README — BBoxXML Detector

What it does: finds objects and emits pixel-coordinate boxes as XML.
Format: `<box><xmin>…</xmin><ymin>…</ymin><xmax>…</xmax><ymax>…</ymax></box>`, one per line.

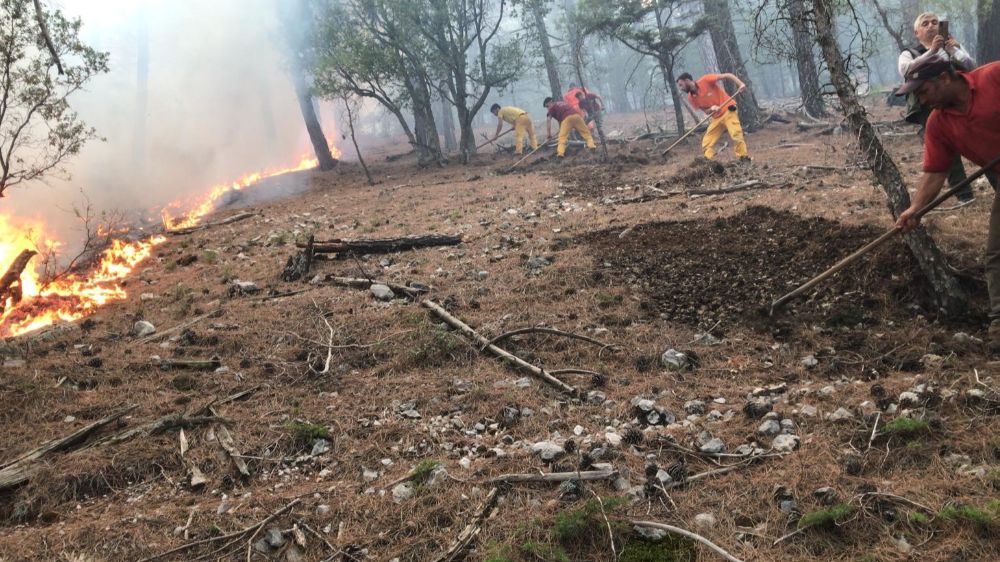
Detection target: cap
<box><xmin>896</xmin><ymin>57</ymin><xmax>952</xmax><ymax>95</ymax></box>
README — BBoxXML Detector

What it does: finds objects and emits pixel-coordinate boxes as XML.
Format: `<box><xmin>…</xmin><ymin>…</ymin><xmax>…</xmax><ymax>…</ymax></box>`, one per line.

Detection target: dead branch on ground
<box><xmin>431</xmin><ymin>487</ymin><xmax>503</xmax><ymax>562</ymax></box>
<box><xmin>322</xmin><ymin>275</ymin><xmax>429</xmax><ymax>300</ymax></box>
<box><xmin>136</xmin><ymin>308</ymin><xmax>224</xmax><ymax>344</ymax></box>
<box><xmin>488</xmin><ymin>468</ymin><xmax>616</xmax><ymax>484</ymax></box>
<box><xmin>485</xmin><ymin>326</ymin><xmax>619</xmax><ymax>352</ymax></box>
<box><xmin>687</xmin><ymin>180</ymin><xmax>771</xmax><ymax>197</ymax></box>
<box><xmin>630</xmin><ymin>520</ymin><xmax>744</xmax><ymax>562</ymax></box>
<box><xmin>167</xmin><ymin>212</ymin><xmax>256</xmax><ymax>235</ymax></box>
<box><xmin>303</xmin><ymin>234</ymin><xmax>462</xmax><ymax>254</ymax></box>
<box><xmin>216</xmin><ymin>424</ymin><xmax>251</xmax><ymax>477</ymax></box>
<box><xmin>422</xmin><ymin>299</ymin><xmax>577</xmax><ymax>395</ymax></box>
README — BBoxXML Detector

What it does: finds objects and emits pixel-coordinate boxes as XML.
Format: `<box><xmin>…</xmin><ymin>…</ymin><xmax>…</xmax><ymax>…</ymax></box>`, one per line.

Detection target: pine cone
<box><xmin>666</xmin><ymin>457</ymin><xmax>687</xmax><ymax>483</ymax></box>
<box><xmin>623</xmin><ymin>428</ymin><xmax>644</xmax><ymax>445</ymax></box>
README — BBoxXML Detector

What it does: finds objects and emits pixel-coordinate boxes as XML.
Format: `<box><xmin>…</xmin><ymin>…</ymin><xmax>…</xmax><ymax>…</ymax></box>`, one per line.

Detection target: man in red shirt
<box><xmin>676</xmin><ymin>72</ymin><xmax>749</xmax><ymax>161</ymax></box>
<box><xmin>575</xmin><ymin>90</ymin><xmax>604</xmax><ymax>129</ymax></box>
<box><xmin>895</xmin><ymin>58</ymin><xmax>1000</xmax><ymax>346</ymax></box>
<box><xmin>543</xmin><ymin>97</ymin><xmax>596</xmax><ymax>157</ymax></box>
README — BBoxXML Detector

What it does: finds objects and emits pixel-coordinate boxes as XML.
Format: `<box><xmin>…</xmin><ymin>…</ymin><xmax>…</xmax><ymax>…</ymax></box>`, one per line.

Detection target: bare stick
<box><xmin>866</xmin><ymin>412</ymin><xmax>881</xmax><ymax>451</ymax></box>
<box><xmin>590</xmin><ymin>490</ymin><xmax>616</xmax><ymax>560</ymax></box>
<box><xmin>431</xmin><ymin>487</ymin><xmax>503</xmax><ymax>562</ymax></box>
<box><xmin>322</xmin><ymin>275</ymin><xmax>428</xmax><ymax>300</ymax></box>
<box><xmin>485</xmin><ymin>326</ymin><xmax>618</xmax><ymax>351</ymax></box>
<box><xmin>630</xmin><ymin>520</ymin><xmax>744</xmax><ymax>562</ymax></box>
<box><xmin>303</xmin><ymin>234</ymin><xmax>461</xmax><ymax>254</ymax></box>
<box><xmin>687</xmin><ymin>180</ymin><xmax>769</xmax><ymax>197</ymax></box>
<box><xmin>476</xmin><ymin>128</ymin><xmax>513</xmax><ymax>149</ymax></box>
<box><xmin>488</xmin><ymin>468</ymin><xmax>616</xmax><ymax>484</ymax></box>
<box><xmin>772</xmin><ymin>153</ymin><xmax>1000</xmax><ymax>312</ymax></box>
<box><xmin>136</xmin><ymin>308</ymin><xmax>222</xmax><ymax>344</ymax></box>
<box><xmin>548</xmin><ymin>368</ymin><xmax>603</xmax><ymax>377</ymax></box>
<box><xmin>167</xmin><ymin>212</ymin><xmax>256</xmax><ymax>235</ymax></box>
<box><xmin>422</xmin><ymin>300</ymin><xmax>577</xmax><ymax>395</ymax></box>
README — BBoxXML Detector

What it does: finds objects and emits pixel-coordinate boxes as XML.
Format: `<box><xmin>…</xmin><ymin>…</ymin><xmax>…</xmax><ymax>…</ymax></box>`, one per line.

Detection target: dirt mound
<box><xmin>660</xmin><ymin>156</ymin><xmax>726</xmax><ymax>186</ymax></box>
<box><xmin>583</xmin><ymin>206</ymin><xmax>936</xmax><ymax>328</ymax></box>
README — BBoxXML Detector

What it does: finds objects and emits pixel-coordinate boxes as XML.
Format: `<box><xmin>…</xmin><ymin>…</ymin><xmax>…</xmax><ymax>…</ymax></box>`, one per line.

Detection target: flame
<box><xmin>0</xmin><ymin>144</ymin><xmax>339</xmax><ymax>338</ymax></box>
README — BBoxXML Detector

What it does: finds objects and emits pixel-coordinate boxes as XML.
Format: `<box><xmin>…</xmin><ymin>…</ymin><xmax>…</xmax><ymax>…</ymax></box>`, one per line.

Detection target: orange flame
<box><xmin>0</xmin><ymin>145</ymin><xmax>338</xmax><ymax>338</ymax></box>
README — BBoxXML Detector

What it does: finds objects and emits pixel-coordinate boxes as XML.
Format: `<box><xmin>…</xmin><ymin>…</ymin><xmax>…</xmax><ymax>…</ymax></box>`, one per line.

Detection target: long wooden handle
<box><xmin>660</xmin><ymin>92</ymin><xmax>739</xmax><ymax>156</ymax></box>
<box><xmin>505</xmin><ymin>140</ymin><xmax>554</xmax><ymax>171</ymax></box>
<box><xmin>476</xmin><ymin>127</ymin><xmax>514</xmax><ymax>149</ymax></box>
<box><xmin>771</xmin><ymin>153</ymin><xmax>1000</xmax><ymax>312</ymax></box>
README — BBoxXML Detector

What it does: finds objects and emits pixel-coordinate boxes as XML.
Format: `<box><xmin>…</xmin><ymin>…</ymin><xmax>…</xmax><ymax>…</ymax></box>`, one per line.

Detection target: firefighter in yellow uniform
<box><xmin>490</xmin><ymin>104</ymin><xmax>538</xmax><ymax>155</ymax></box>
<box><xmin>543</xmin><ymin>97</ymin><xmax>596</xmax><ymax>157</ymax></box>
<box><xmin>675</xmin><ymin>72</ymin><xmax>750</xmax><ymax>162</ymax></box>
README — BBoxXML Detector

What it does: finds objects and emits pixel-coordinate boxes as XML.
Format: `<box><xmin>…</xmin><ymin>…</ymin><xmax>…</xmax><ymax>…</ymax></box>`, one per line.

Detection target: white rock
<box><xmin>800</xmin><ymin>405</ymin><xmax>818</xmax><ymax>417</ymax></box>
<box><xmin>757</xmin><ymin>420</ymin><xmax>781</xmax><ymax>436</ymax></box>
<box><xmin>459</xmin><ymin>457</ymin><xmax>472</xmax><ymax>470</ymax></box>
<box><xmin>801</xmin><ymin>355</ymin><xmax>819</xmax><ymax>368</ymax></box>
<box><xmin>392</xmin><ymin>482</ymin><xmax>414</xmax><ymax>503</ymax></box>
<box><xmin>605</xmin><ymin>432</ymin><xmax>622</xmax><ymax>447</ymax></box>
<box><xmin>699</xmin><ymin>438</ymin><xmax>725</xmax><ymax>454</ymax></box>
<box><xmin>370</xmin><ymin>284</ymin><xmax>395</xmax><ymax>301</ymax></box>
<box><xmin>133</xmin><ymin>320</ymin><xmax>156</xmax><ymax>337</ymax></box>
<box><xmin>530</xmin><ymin>441</ymin><xmax>564</xmax><ymax>461</ymax></box>
<box><xmin>693</xmin><ymin>513</ymin><xmax>717</xmax><ymax>530</ymax></box>
<box><xmin>660</xmin><ymin>349</ymin><xmax>690</xmax><ymax>371</ymax></box>
<box><xmin>772</xmin><ymin>434</ymin><xmax>800</xmax><ymax>453</ymax></box>
<box><xmin>827</xmin><ymin>407</ymin><xmax>854</xmax><ymax>422</ymax></box>
<box><xmin>573</xmin><ymin>425</ymin><xmax>585</xmax><ymax>436</ymax></box>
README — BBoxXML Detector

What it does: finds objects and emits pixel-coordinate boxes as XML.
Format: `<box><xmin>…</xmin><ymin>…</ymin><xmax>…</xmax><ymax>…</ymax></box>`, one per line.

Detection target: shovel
<box><xmin>660</xmin><ymin>92</ymin><xmax>739</xmax><ymax>157</ymax></box>
<box><xmin>504</xmin><ymin>140</ymin><xmax>555</xmax><ymax>173</ymax></box>
<box><xmin>770</xmin><ymin>153</ymin><xmax>1000</xmax><ymax>313</ymax></box>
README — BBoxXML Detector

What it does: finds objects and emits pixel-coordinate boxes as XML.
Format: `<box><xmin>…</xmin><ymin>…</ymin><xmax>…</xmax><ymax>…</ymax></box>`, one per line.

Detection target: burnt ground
<box><xmin>1</xmin><ymin>101</ymin><xmax>999</xmax><ymax>562</ymax></box>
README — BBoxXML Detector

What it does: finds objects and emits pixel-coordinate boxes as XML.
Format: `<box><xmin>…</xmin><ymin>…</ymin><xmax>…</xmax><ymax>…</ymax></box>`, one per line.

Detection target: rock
<box><xmin>311</xmin><ymin>439</ymin><xmax>331</xmax><ymax>456</ymax></box>
<box><xmin>285</xmin><ymin>545</ymin><xmax>305</xmax><ymax>562</ymax></box>
<box><xmin>780</xmin><ymin>419</ymin><xmax>797</xmax><ymax>433</ymax></box>
<box><xmin>133</xmin><ymin>320</ymin><xmax>156</xmax><ymax>337</ymax></box>
<box><xmin>515</xmin><ymin>377</ymin><xmax>532</xmax><ymax>388</ymax></box>
<box><xmin>772</xmin><ymin>434</ymin><xmax>800</xmax><ymax>453</ymax></box>
<box><xmin>316</xmin><ymin>504</ymin><xmax>331</xmax><ymax>515</ymax></box>
<box><xmin>401</xmin><ymin>409</ymin><xmax>421</xmax><ymax>419</ymax></box>
<box><xmin>898</xmin><ymin>391</ymin><xmax>920</xmax><ymax>407</ymax></box>
<box><xmin>531</xmin><ymin>441</ymin><xmax>565</xmax><ymax>461</ymax></box>
<box><xmin>500</xmin><ymin>406</ymin><xmax>521</xmax><ymax>427</ymax></box>
<box><xmin>573</xmin><ymin>425</ymin><xmax>585</xmax><ymax>436</ymax></box>
<box><xmin>813</xmin><ymin>487</ymin><xmax>838</xmax><ymax>505</ymax></box>
<box><xmin>362</xmin><ymin>468</ymin><xmax>380</xmax><ymax>482</ymax></box>
<box><xmin>229</xmin><ymin>280</ymin><xmax>260</xmax><ymax>297</ymax></box>
<box><xmin>827</xmin><ymin>407</ymin><xmax>854</xmax><ymax>422</ymax></box>
<box><xmin>799</xmin><ymin>405</ymin><xmax>817</xmax><ymax>417</ymax></box>
<box><xmin>63</xmin><ymin>415</ymin><xmax>76</xmax><ymax>423</ymax></box>
<box><xmin>634</xmin><ymin>524</ymin><xmax>667</xmax><ymax>541</ymax></box>
<box><xmin>801</xmin><ymin>355</ymin><xmax>819</xmax><ymax>368</ymax></box>
<box><xmin>526</xmin><ymin>256</ymin><xmax>552</xmax><ymax>269</ymax></box>
<box><xmin>699</xmin><ymin>438</ymin><xmax>725</xmax><ymax>454</ymax></box>
<box><xmin>693</xmin><ymin>513</ymin><xmax>717</xmax><ymax>530</ymax></box>
<box><xmin>692</xmin><ymin>332</ymin><xmax>722</xmax><ymax>346</ymax></box>
<box><xmin>758</xmin><ymin>420</ymin><xmax>781</xmax><ymax>436</ymax></box>
<box><xmin>392</xmin><ymin>482</ymin><xmax>414</xmax><ymax>503</ymax></box>
<box><xmin>459</xmin><ymin>457</ymin><xmax>472</xmax><ymax>469</ymax></box>
<box><xmin>660</xmin><ymin>349</ymin><xmax>691</xmax><ymax>371</ymax></box>
<box><xmin>706</xmin><ymin>410</ymin><xmax>723</xmax><ymax>422</ymax></box>
<box><xmin>605</xmin><ymin>432</ymin><xmax>622</xmax><ymax>447</ymax></box>
<box><xmin>920</xmin><ymin>353</ymin><xmax>944</xmax><ymax>369</ymax></box>
<box><xmin>818</xmin><ymin>386</ymin><xmax>836</xmax><ymax>398</ymax></box>
<box><xmin>370</xmin><ymin>284</ymin><xmax>395</xmax><ymax>301</ymax></box>
<box><xmin>743</xmin><ymin>398</ymin><xmax>772</xmax><ymax>419</ymax></box>
<box><xmin>475</xmin><ymin>271</ymin><xmax>489</xmax><ymax>281</ymax></box>
<box><xmin>953</xmin><ymin>332</ymin><xmax>983</xmax><ymax>344</ymax></box>
<box><xmin>587</xmin><ymin>390</ymin><xmax>607</xmax><ymax>405</ymax></box>
<box><xmin>264</xmin><ymin>528</ymin><xmax>285</xmax><ymax>548</ymax></box>
<box><xmin>752</xmin><ymin>383</ymin><xmax>788</xmax><ymax>397</ymax></box>
<box><xmin>684</xmin><ymin>400</ymin><xmax>706</xmax><ymax>415</ymax></box>
<box><xmin>632</xmin><ymin>398</ymin><xmax>656</xmax><ymax>412</ymax></box>
<box><xmin>254</xmin><ymin>538</ymin><xmax>272</xmax><ymax>554</ymax></box>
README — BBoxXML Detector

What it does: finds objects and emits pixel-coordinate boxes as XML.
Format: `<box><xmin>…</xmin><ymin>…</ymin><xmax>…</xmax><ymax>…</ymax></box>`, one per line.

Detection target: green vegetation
<box><xmin>553</xmin><ymin>496</ymin><xmax>630</xmax><ymax>542</ymax></box>
<box><xmin>201</xmin><ymin>250</ymin><xmax>219</xmax><ymax>264</ymax></box>
<box><xmin>884</xmin><ymin>417</ymin><xmax>931</xmax><ymax>436</ymax></box>
<box><xmin>410</xmin><ymin>459</ymin><xmax>442</xmax><ymax>485</ymax></box>
<box><xmin>595</xmin><ymin>292</ymin><xmax>624</xmax><ymax>308</ymax></box>
<box><xmin>938</xmin><ymin>501</ymin><xmax>1000</xmax><ymax>527</ymax></box>
<box><xmin>285</xmin><ymin>420</ymin><xmax>330</xmax><ymax>446</ymax></box>
<box><xmin>519</xmin><ymin>541</ymin><xmax>570</xmax><ymax>562</ymax></box>
<box><xmin>619</xmin><ymin>536</ymin><xmax>697</xmax><ymax>562</ymax></box>
<box><xmin>906</xmin><ymin>511</ymin><xmax>931</xmax><ymax>525</ymax></box>
<box><xmin>797</xmin><ymin>503</ymin><xmax>855</xmax><ymax>529</ymax></box>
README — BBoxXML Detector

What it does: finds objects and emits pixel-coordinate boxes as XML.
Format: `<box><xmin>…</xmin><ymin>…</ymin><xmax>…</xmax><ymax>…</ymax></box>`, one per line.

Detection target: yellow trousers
<box><xmin>702</xmin><ymin>109</ymin><xmax>748</xmax><ymax>159</ymax></box>
<box><xmin>513</xmin><ymin>114</ymin><xmax>538</xmax><ymax>155</ymax></box>
<box><xmin>557</xmin><ymin>114</ymin><xmax>596</xmax><ymax>157</ymax></box>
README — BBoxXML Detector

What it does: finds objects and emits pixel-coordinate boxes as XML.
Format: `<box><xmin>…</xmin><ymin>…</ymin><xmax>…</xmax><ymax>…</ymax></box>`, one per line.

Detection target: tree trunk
<box><xmin>439</xmin><ymin>84</ymin><xmax>458</xmax><ymax>152</ymax></box>
<box><xmin>978</xmin><ymin>0</ymin><xmax>1000</xmax><ymax>63</ymax></box>
<box><xmin>529</xmin><ymin>0</ymin><xmax>562</xmax><ymax>99</ymax></box>
<box><xmin>608</xmin><ymin>43</ymin><xmax>633</xmax><ymax>112</ymax></box>
<box><xmin>405</xmin><ymin>74</ymin><xmax>444</xmax><ymax>166</ymax></box>
<box><xmin>787</xmin><ymin>0</ymin><xmax>826</xmax><ymax>117</ymax></box>
<box><xmin>659</xmin><ymin>59</ymin><xmax>686</xmax><ymax>136</ymax></box>
<box><xmin>812</xmin><ymin>0</ymin><xmax>966</xmax><ymax>314</ymax></box>
<box><xmin>292</xmin><ymin>69</ymin><xmax>338</xmax><ymax>171</ymax></box>
<box><xmin>702</xmin><ymin>0</ymin><xmax>763</xmax><ymax>131</ymax></box>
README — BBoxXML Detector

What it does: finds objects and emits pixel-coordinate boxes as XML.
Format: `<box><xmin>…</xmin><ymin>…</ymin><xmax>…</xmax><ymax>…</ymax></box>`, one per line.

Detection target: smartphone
<box><xmin>940</xmin><ymin>20</ymin><xmax>950</xmax><ymax>39</ymax></box>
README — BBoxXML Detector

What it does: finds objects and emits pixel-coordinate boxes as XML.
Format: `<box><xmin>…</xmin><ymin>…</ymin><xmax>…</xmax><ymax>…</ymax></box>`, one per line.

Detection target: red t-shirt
<box><xmin>688</xmin><ymin>74</ymin><xmax>736</xmax><ymax>118</ymax></box>
<box><xmin>547</xmin><ymin>101</ymin><xmax>582</xmax><ymax>122</ymax></box>
<box><xmin>563</xmin><ymin>87</ymin><xmax>584</xmax><ymax>110</ymax></box>
<box><xmin>924</xmin><ymin>62</ymin><xmax>1000</xmax><ymax>173</ymax></box>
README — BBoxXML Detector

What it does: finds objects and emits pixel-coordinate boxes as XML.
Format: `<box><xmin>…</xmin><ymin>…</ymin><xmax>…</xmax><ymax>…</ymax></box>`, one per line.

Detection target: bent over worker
<box><xmin>543</xmin><ymin>97</ymin><xmax>596</xmax><ymax>157</ymax></box>
<box><xmin>894</xmin><ymin>58</ymin><xmax>1000</xmax><ymax>349</ymax></box>
<box><xmin>676</xmin><ymin>72</ymin><xmax>749</xmax><ymax>161</ymax></box>
<box><xmin>490</xmin><ymin>104</ymin><xmax>538</xmax><ymax>156</ymax></box>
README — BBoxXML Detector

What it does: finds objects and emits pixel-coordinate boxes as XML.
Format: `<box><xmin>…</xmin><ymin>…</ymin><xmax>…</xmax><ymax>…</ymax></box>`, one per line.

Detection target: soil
<box><xmin>1</xmin><ymin>100</ymin><xmax>998</xmax><ymax>562</ymax></box>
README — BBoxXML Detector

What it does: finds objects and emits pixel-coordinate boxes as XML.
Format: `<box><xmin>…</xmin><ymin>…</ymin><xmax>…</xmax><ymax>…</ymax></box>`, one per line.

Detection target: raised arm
<box><xmin>718</xmin><ymin>73</ymin><xmax>746</xmax><ymax>92</ymax></box>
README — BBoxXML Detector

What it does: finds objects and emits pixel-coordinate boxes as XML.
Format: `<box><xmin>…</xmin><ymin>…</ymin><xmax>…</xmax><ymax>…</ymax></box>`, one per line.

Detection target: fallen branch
<box><xmin>0</xmin><ymin>404</ymin><xmax>137</xmax><ymax>491</ymax></box>
<box><xmin>154</xmin><ymin>357</ymin><xmax>222</xmax><ymax>371</ymax></box>
<box><xmin>136</xmin><ymin>308</ymin><xmax>223</xmax><ymax>344</ymax></box>
<box><xmin>422</xmin><ymin>299</ymin><xmax>577</xmax><ymax>395</ymax></box>
<box><xmin>216</xmin><ymin>424</ymin><xmax>251</xmax><ymax>477</ymax></box>
<box><xmin>602</xmin><ymin>190</ymin><xmax>683</xmax><ymax>205</ymax></box>
<box><xmin>167</xmin><ymin>212</ymin><xmax>256</xmax><ymax>235</ymax></box>
<box><xmin>485</xmin><ymin>326</ymin><xmax>618</xmax><ymax>352</ymax></box>
<box><xmin>139</xmin><ymin>498</ymin><xmax>301</xmax><ymax>562</ymax></box>
<box><xmin>489</xmin><ymin>468</ymin><xmax>616</xmax><ymax>484</ymax></box>
<box><xmin>687</xmin><ymin>180</ymin><xmax>768</xmax><ymax>197</ymax></box>
<box><xmin>632</xmin><ymin>520</ymin><xmax>743</xmax><ymax>562</ymax></box>
<box><xmin>431</xmin><ymin>487</ymin><xmax>503</xmax><ymax>562</ymax></box>
<box><xmin>322</xmin><ymin>275</ymin><xmax>428</xmax><ymax>300</ymax></box>
<box><xmin>303</xmin><ymin>234</ymin><xmax>462</xmax><ymax>254</ymax></box>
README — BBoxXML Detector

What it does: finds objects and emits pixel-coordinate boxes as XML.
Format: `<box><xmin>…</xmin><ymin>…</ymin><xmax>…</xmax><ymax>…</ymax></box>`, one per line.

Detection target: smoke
<box><xmin>5</xmin><ymin>0</ymin><xmax>331</xmax><ymax>244</ymax></box>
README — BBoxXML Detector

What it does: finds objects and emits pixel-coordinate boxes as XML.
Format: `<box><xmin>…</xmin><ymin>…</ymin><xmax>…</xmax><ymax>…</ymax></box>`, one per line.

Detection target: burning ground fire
<box><xmin>0</xmin><ymin>150</ymin><xmax>333</xmax><ymax>338</ymax></box>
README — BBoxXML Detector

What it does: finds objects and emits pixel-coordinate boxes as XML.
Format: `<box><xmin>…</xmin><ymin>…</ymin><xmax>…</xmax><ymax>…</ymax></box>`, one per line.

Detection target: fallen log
<box><xmin>687</xmin><ymin>180</ymin><xmax>770</xmax><ymax>197</ymax></box>
<box><xmin>0</xmin><ymin>404</ymin><xmax>137</xmax><ymax>491</ymax></box>
<box><xmin>422</xmin><ymin>299</ymin><xmax>577</xmax><ymax>395</ymax></box>
<box><xmin>167</xmin><ymin>211</ymin><xmax>256</xmax><ymax>235</ymax></box>
<box><xmin>303</xmin><ymin>234</ymin><xmax>462</xmax><ymax>254</ymax></box>
<box><xmin>0</xmin><ymin>249</ymin><xmax>37</xmax><ymax>314</ymax></box>
<box><xmin>154</xmin><ymin>356</ymin><xmax>222</xmax><ymax>371</ymax></box>
<box><xmin>489</xmin><ymin>468</ymin><xmax>616</xmax><ymax>484</ymax></box>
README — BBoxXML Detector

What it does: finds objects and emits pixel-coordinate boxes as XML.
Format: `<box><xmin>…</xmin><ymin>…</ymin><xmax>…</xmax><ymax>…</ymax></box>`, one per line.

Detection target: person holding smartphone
<box><xmin>898</xmin><ymin>12</ymin><xmax>977</xmax><ymax>204</ymax></box>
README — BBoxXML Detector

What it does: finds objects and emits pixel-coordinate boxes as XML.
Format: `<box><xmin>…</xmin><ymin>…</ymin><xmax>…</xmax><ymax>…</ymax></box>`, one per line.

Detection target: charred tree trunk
<box><xmin>0</xmin><ymin>249</ymin><xmax>36</xmax><ymax>314</ymax></box>
<box><xmin>812</xmin><ymin>0</ymin><xmax>966</xmax><ymax>314</ymax></box>
<box><xmin>292</xmin><ymin>69</ymin><xmax>338</xmax><ymax>171</ymax></box>
<box><xmin>528</xmin><ymin>0</ymin><xmax>562</xmax><ymax>99</ymax></box>
<box><xmin>978</xmin><ymin>0</ymin><xmax>1000</xmax><ymax>63</ymax></box>
<box><xmin>702</xmin><ymin>0</ymin><xmax>763</xmax><ymax>131</ymax></box>
<box><xmin>787</xmin><ymin>0</ymin><xmax>826</xmax><ymax>117</ymax></box>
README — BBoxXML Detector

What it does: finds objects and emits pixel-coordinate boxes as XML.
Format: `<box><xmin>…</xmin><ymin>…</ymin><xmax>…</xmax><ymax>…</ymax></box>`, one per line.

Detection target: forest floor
<box><xmin>1</xmin><ymin>99</ymin><xmax>999</xmax><ymax>562</ymax></box>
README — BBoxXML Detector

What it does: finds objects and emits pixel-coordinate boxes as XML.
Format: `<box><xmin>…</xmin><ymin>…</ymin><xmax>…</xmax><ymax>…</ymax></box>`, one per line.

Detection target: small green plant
<box><xmin>554</xmin><ymin>496</ymin><xmax>630</xmax><ymax>542</ymax></box>
<box><xmin>201</xmin><ymin>250</ymin><xmax>218</xmax><ymax>264</ymax></box>
<box><xmin>164</xmin><ymin>261</ymin><xmax>177</xmax><ymax>272</ymax></box>
<box><xmin>410</xmin><ymin>459</ymin><xmax>442</xmax><ymax>484</ymax></box>
<box><xmin>519</xmin><ymin>541</ymin><xmax>570</xmax><ymax>562</ymax></box>
<box><xmin>938</xmin><ymin>503</ymin><xmax>998</xmax><ymax>527</ymax></box>
<box><xmin>448</xmin><ymin>210</ymin><xmax>463</xmax><ymax>221</ymax></box>
<box><xmin>907</xmin><ymin>511</ymin><xmax>930</xmax><ymax>525</ymax></box>
<box><xmin>884</xmin><ymin>417</ymin><xmax>931</xmax><ymax>436</ymax></box>
<box><xmin>797</xmin><ymin>503</ymin><xmax>855</xmax><ymax>529</ymax></box>
<box><xmin>285</xmin><ymin>420</ymin><xmax>329</xmax><ymax>446</ymax></box>
<box><xmin>595</xmin><ymin>292</ymin><xmax>623</xmax><ymax>308</ymax></box>
<box><xmin>620</xmin><ymin>536</ymin><xmax>697</xmax><ymax>562</ymax></box>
